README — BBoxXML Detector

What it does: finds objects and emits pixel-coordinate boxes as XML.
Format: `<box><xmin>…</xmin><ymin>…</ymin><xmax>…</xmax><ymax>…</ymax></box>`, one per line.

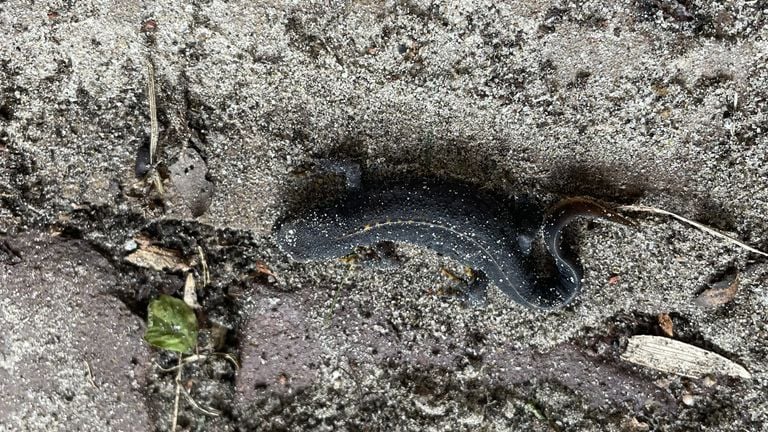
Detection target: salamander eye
<box><xmin>517</xmin><ymin>234</ymin><xmax>534</xmax><ymax>255</ymax></box>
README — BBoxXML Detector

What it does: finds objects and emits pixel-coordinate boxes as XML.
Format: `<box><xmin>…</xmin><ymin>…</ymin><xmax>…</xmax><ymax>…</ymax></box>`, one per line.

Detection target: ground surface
<box><xmin>1</xmin><ymin>0</ymin><xmax>767</xmax><ymax>431</ymax></box>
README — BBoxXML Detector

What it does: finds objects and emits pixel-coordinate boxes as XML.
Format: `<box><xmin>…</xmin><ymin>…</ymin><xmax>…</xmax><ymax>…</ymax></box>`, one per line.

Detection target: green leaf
<box><xmin>144</xmin><ymin>295</ymin><xmax>198</xmax><ymax>353</ymax></box>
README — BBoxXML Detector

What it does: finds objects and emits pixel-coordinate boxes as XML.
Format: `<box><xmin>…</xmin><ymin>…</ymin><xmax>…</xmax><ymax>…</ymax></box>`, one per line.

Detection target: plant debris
<box><xmin>695</xmin><ymin>273</ymin><xmax>740</xmax><ymax>309</ymax></box>
<box><xmin>144</xmin><ymin>295</ymin><xmax>199</xmax><ymax>354</ymax></box>
<box><xmin>147</xmin><ymin>62</ymin><xmax>158</xmax><ymax>166</ymax></box>
<box><xmin>125</xmin><ymin>235</ymin><xmax>190</xmax><ymax>272</ymax></box>
<box><xmin>125</xmin><ymin>243</ymin><xmax>189</xmax><ymax>272</ymax></box>
<box><xmin>657</xmin><ymin>313</ymin><xmax>674</xmax><ymax>337</ymax></box>
<box><xmin>621</xmin><ymin>335</ymin><xmax>751</xmax><ymax>379</ymax></box>
<box><xmin>183</xmin><ymin>273</ymin><xmax>201</xmax><ymax>309</ymax></box>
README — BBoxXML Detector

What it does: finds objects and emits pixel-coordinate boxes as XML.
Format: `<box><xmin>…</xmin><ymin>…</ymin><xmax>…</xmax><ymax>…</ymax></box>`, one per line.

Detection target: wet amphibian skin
<box><xmin>274</xmin><ymin>178</ymin><xmax>630</xmax><ymax>310</ymax></box>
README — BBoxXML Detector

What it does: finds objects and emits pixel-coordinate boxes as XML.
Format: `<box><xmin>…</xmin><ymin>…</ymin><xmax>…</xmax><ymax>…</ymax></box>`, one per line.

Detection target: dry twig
<box><xmin>147</xmin><ymin>62</ymin><xmax>158</xmax><ymax>165</ymax></box>
<box><xmin>619</xmin><ymin>204</ymin><xmax>768</xmax><ymax>257</ymax></box>
<box><xmin>171</xmin><ymin>355</ymin><xmax>182</xmax><ymax>432</ymax></box>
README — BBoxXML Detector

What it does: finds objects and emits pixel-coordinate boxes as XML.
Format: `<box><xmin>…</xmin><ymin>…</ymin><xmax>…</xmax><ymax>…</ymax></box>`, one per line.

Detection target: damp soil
<box><xmin>2</xmin><ymin>0</ymin><xmax>768</xmax><ymax>431</ymax></box>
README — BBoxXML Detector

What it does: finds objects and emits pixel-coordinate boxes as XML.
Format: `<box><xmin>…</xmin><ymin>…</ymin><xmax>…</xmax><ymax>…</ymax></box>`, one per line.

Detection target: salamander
<box><xmin>274</xmin><ymin>177</ymin><xmax>630</xmax><ymax>310</ymax></box>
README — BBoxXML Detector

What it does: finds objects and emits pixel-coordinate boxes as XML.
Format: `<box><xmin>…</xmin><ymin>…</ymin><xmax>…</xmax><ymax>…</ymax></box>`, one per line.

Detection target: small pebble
<box><xmin>123</xmin><ymin>239</ymin><xmax>138</xmax><ymax>252</ymax></box>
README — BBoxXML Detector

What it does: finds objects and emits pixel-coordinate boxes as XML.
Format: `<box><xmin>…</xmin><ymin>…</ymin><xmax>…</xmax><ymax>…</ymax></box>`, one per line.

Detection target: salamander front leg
<box><xmin>440</xmin><ymin>266</ymin><xmax>488</xmax><ymax>306</ymax></box>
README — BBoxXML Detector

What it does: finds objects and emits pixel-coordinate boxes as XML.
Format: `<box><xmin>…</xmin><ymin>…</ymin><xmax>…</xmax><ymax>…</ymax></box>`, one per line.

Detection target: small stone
<box><xmin>625</xmin><ymin>417</ymin><xmax>650</xmax><ymax>432</ymax></box>
<box><xmin>123</xmin><ymin>239</ymin><xmax>138</xmax><ymax>251</ymax></box>
<box><xmin>702</xmin><ymin>376</ymin><xmax>717</xmax><ymax>388</ymax></box>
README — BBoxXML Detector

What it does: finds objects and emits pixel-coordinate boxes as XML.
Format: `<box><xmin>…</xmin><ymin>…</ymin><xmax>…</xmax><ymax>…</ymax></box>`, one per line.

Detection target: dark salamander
<box><xmin>274</xmin><ymin>180</ymin><xmax>629</xmax><ymax>310</ymax></box>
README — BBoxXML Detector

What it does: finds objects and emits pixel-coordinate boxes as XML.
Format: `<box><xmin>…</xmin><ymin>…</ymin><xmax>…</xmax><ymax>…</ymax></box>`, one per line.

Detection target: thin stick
<box><xmin>198</xmin><ymin>246</ymin><xmax>210</xmax><ymax>286</ymax></box>
<box><xmin>218</xmin><ymin>352</ymin><xmax>240</xmax><ymax>369</ymax></box>
<box><xmin>171</xmin><ymin>355</ymin><xmax>182</xmax><ymax>432</ymax></box>
<box><xmin>180</xmin><ymin>385</ymin><xmax>221</xmax><ymax>417</ymax></box>
<box><xmin>147</xmin><ymin>62</ymin><xmax>158</xmax><ymax>165</ymax></box>
<box><xmin>83</xmin><ymin>360</ymin><xmax>98</xmax><ymax>388</ymax></box>
<box><xmin>152</xmin><ymin>174</ymin><xmax>164</xmax><ymax>194</ymax></box>
<box><xmin>619</xmin><ymin>204</ymin><xmax>768</xmax><ymax>257</ymax></box>
<box><xmin>155</xmin><ymin>352</ymin><xmax>239</xmax><ymax>372</ymax></box>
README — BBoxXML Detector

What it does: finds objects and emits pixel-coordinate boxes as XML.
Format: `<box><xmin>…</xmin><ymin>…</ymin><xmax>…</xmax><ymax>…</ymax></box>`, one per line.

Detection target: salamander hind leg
<box><xmin>344</xmin><ymin>241</ymin><xmax>402</xmax><ymax>269</ymax></box>
<box><xmin>440</xmin><ymin>266</ymin><xmax>488</xmax><ymax>306</ymax></box>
